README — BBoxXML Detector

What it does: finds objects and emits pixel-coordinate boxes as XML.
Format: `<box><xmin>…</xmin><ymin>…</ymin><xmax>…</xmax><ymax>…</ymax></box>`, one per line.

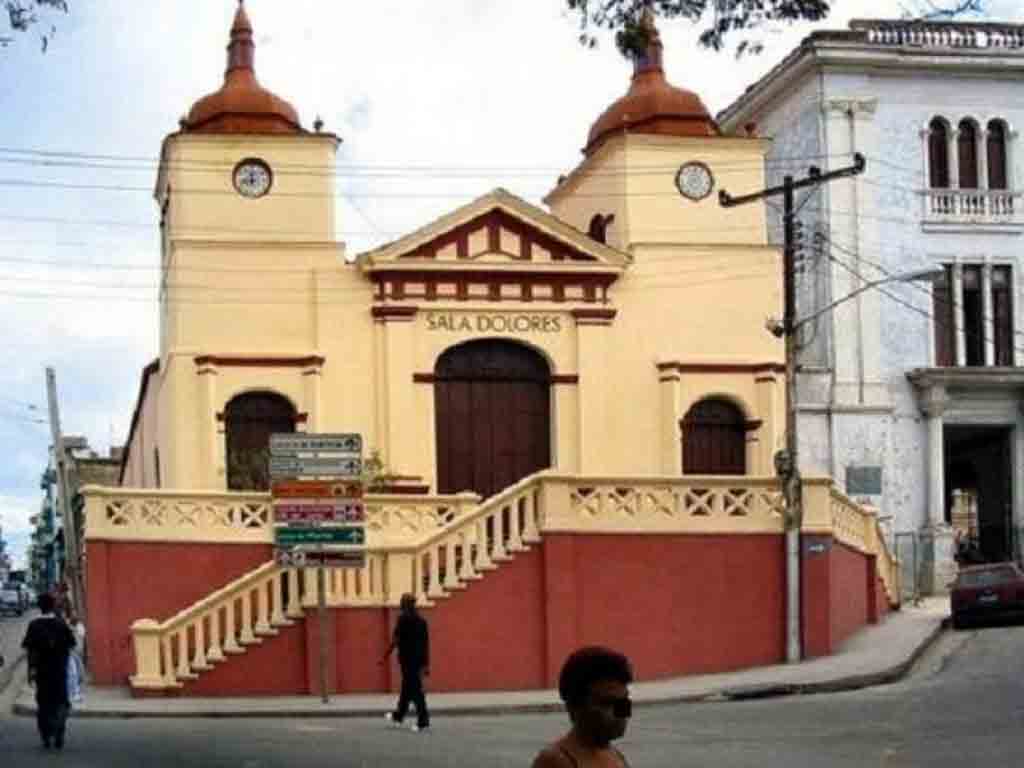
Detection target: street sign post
<box><xmin>271</xmin><ymin>480</ymin><xmax>364</xmax><ymax>498</ymax></box>
<box><xmin>274</xmin><ymin>526</ymin><xmax>365</xmax><ymax>547</ymax></box>
<box><xmin>269</xmin><ymin>433</ymin><xmax>363</xmax><ymax>455</ymax></box>
<box><xmin>270</xmin><ymin>432</ymin><xmax>367</xmax><ymax>705</ymax></box>
<box><xmin>269</xmin><ymin>456</ymin><xmax>362</xmax><ymax>478</ymax></box>
<box><xmin>273</xmin><ymin>502</ymin><xmax>365</xmax><ymax>524</ymax></box>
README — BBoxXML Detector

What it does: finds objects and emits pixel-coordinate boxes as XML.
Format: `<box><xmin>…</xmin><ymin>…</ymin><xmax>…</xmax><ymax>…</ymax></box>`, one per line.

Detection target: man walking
<box><xmin>22</xmin><ymin>593</ymin><xmax>76</xmax><ymax>750</ymax></box>
<box><xmin>379</xmin><ymin>592</ymin><xmax>430</xmax><ymax>732</ymax></box>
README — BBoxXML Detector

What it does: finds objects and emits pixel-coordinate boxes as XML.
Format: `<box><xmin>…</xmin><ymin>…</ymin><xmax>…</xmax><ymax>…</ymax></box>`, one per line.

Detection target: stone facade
<box><xmin>719</xmin><ymin>19</ymin><xmax>1024</xmax><ymax>593</ymax></box>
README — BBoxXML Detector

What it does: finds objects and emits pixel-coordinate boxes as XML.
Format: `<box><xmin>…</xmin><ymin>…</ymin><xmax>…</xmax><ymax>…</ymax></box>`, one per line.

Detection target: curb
<box><xmin>0</xmin><ymin>652</ymin><xmax>25</xmax><ymax>696</ymax></box>
<box><xmin>13</xmin><ymin>623</ymin><xmax>948</xmax><ymax>719</ymax></box>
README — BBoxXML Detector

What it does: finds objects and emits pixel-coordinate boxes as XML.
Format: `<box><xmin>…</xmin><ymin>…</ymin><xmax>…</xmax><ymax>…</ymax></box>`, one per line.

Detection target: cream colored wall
<box><xmin>146</xmin><ymin>127</ymin><xmax>785</xmax><ymax>493</ymax></box>
<box><xmin>121</xmin><ymin>370</ymin><xmax>161</xmax><ymax>488</ymax></box>
<box><xmin>157</xmin><ymin>134</ymin><xmax>339</xmax><ymax>243</ymax></box>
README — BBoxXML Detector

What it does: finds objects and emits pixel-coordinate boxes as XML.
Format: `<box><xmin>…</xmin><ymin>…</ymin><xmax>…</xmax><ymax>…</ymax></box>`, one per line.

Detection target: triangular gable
<box><xmin>359</xmin><ymin>188</ymin><xmax>631</xmax><ymax>271</ymax></box>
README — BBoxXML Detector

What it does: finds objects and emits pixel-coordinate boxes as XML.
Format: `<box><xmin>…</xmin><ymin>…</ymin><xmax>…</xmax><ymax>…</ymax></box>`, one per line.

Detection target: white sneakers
<box><xmin>385</xmin><ymin>712</ymin><xmax>428</xmax><ymax>733</ymax></box>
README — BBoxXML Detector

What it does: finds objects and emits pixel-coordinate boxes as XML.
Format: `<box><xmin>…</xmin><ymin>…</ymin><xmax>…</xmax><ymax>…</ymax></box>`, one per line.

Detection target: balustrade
<box><xmin>925</xmin><ymin>189</ymin><xmax>1019</xmax><ymax>225</ymax></box>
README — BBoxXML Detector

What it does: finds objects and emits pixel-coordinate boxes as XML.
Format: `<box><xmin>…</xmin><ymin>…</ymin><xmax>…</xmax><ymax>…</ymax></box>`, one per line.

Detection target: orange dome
<box><xmin>183</xmin><ymin>1</ymin><xmax>302</xmax><ymax>135</ymax></box>
<box><xmin>584</xmin><ymin>12</ymin><xmax>717</xmax><ymax>155</ymax></box>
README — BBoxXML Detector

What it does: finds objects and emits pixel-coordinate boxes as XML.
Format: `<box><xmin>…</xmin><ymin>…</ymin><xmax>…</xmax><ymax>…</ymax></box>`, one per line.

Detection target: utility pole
<box><xmin>720</xmin><ymin>153</ymin><xmax>866</xmax><ymax>663</ymax></box>
<box><xmin>45</xmin><ymin>366</ymin><xmax>85</xmax><ymax>621</ymax></box>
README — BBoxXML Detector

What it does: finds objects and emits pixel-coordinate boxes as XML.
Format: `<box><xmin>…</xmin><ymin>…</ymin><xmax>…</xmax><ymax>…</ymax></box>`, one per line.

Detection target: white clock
<box><xmin>675</xmin><ymin>162</ymin><xmax>714</xmax><ymax>201</ymax></box>
<box><xmin>233</xmin><ymin>158</ymin><xmax>273</xmax><ymax>199</ymax></box>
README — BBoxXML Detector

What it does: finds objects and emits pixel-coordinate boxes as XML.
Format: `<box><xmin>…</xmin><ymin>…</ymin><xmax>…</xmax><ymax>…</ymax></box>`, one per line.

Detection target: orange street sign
<box><xmin>272</xmin><ymin>480</ymin><xmax>364</xmax><ymax>499</ymax></box>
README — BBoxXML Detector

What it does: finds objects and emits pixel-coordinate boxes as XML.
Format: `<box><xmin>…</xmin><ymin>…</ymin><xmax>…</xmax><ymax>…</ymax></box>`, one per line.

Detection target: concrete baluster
<box><xmin>255</xmin><ymin>581</ymin><xmax>272</xmax><ymax>635</ymax></box>
<box><xmin>459</xmin><ymin>529</ymin><xmax>475</xmax><ymax>581</ymax></box>
<box><xmin>444</xmin><ymin>536</ymin><xmax>459</xmax><ymax>590</ymax></box>
<box><xmin>474</xmin><ymin>518</ymin><xmax>494</xmax><ymax>571</ymax></box>
<box><xmin>223</xmin><ymin>596</ymin><xmax>242</xmax><ymax>654</ymax></box>
<box><xmin>161</xmin><ymin>636</ymin><xmax>177</xmax><ymax>685</ymax></box>
<box><xmin>176</xmin><ymin>630</ymin><xmax>191</xmax><ymax>678</ymax></box>
<box><xmin>128</xmin><ymin>619</ymin><xmax>167</xmax><ymax>690</ymax></box>
<box><xmin>286</xmin><ymin>569</ymin><xmax>303</xmax><ymax>618</ymax></box>
<box><xmin>508</xmin><ymin>498</ymin><xmax>524</xmax><ymax>551</ymax></box>
<box><xmin>191</xmin><ymin>617</ymin><xmax>208</xmax><ymax>669</ymax></box>
<box><xmin>239</xmin><ymin>588</ymin><xmax>257</xmax><ymax>644</ymax></box>
<box><xmin>427</xmin><ymin>546</ymin><xmax>445</xmax><ymax>599</ymax></box>
<box><xmin>522</xmin><ymin>490</ymin><xmax>540</xmax><ymax>543</ymax></box>
<box><xmin>207</xmin><ymin>606</ymin><xmax>225</xmax><ymax>662</ymax></box>
<box><xmin>491</xmin><ymin>509</ymin><xmax>508</xmax><ymax>561</ymax></box>
<box><xmin>270</xmin><ymin>573</ymin><xmax>288</xmax><ymax>626</ymax></box>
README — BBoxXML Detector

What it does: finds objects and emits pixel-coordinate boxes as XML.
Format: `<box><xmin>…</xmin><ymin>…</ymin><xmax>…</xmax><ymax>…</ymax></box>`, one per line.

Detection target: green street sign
<box><xmin>274</xmin><ymin>526</ymin><xmax>365</xmax><ymax>546</ymax></box>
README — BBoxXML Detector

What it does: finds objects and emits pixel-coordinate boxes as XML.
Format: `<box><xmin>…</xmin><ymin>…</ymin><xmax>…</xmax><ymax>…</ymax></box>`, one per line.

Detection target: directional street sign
<box><xmin>306</xmin><ymin>550</ymin><xmax>367</xmax><ymax>568</ymax></box>
<box><xmin>272</xmin><ymin>480</ymin><xmax>364</xmax><ymax>499</ymax></box>
<box><xmin>275</xmin><ymin>526</ymin><xmax>366</xmax><ymax>547</ymax></box>
<box><xmin>275</xmin><ymin>548</ymin><xmax>308</xmax><ymax>568</ymax></box>
<box><xmin>270</xmin><ymin>433</ymin><xmax>363</xmax><ymax>456</ymax></box>
<box><xmin>274</xmin><ymin>502</ymin><xmax>365</xmax><ymax>524</ymax></box>
<box><xmin>270</xmin><ymin>456</ymin><xmax>362</xmax><ymax>479</ymax></box>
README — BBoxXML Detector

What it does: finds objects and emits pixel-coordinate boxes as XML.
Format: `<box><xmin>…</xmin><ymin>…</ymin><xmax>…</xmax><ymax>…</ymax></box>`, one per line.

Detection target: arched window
<box><xmin>928</xmin><ymin>118</ymin><xmax>950</xmax><ymax>189</ymax></box>
<box><xmin>987</xmin><ymin>120</ymin><xmax>1008</xmax><ymax>190</ymax></box>
<box><xmin>681</xmin><ymin>398</ymin><xmax>747</xmax><ymax>476</ymax></box>
<box><xmin>224</xmin><ymin>392</ymin><xmax>296</xmax><ymax>491</ymax></box>
<box><xmin>958</xmin><ymin>119</ymin><xmax>979</xmax><ymax>190</ymax></box>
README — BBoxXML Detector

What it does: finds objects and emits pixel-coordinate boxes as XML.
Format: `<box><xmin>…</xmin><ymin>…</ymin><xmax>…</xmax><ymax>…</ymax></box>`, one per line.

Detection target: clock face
<box><xmin>675</xmin><ymin>162</ymin><xmax>714</xmax><ymax>201</ymax></box>
<box><xmin>233</xmin><ymin>159</ymin><xmax>272</xmax><ymax>198</ymax></box>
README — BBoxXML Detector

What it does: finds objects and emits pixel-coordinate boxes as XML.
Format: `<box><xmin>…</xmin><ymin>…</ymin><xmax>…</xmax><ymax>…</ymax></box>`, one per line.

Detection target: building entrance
<box><xmin>433</xmin><ymin>340</ymin><xmax>552</xmax><ymax>498</ymax></box>
<box><xmin>945</xmin><ymin>425</ymin><xmax>1014</xmax><ymax>562</ymax></box>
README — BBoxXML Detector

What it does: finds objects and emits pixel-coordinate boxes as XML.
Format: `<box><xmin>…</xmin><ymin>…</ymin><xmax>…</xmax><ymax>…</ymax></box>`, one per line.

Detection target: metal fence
<box><xmin>894</xmin><ymin>528</ymin><xmax>1024</xmax><ymax>600</ymax></box>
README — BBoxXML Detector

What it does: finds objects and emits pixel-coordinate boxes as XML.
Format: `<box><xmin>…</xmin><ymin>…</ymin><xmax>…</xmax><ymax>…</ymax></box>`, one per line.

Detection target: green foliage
<box><xmin>3</xmin><ymin>0</ymin><xmax>69</xmax><ymax>51</ymax></box>
<box><xmin>565</xmin><ymin>0</ymin><xmax>989</xmax><ymax>57</ymax></box>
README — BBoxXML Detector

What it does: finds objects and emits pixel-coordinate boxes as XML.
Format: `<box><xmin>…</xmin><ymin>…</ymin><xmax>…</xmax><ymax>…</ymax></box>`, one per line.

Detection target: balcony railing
<box><xmin>923</xmin><ymin>188</ymin><xmax>1020</xmax><ymax>227</ymax></box>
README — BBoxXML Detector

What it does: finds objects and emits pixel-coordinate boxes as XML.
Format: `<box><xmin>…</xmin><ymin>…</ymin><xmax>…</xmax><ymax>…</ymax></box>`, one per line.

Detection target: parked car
<box><xmin>950</xmin><ymin>562</ymin><xmax>1024</xmax><ymax>629</ymax></box>
<box><xmin>0</xmin><ymin>583</ymin><xmax>24</xmax><ymax>616</ymax></box>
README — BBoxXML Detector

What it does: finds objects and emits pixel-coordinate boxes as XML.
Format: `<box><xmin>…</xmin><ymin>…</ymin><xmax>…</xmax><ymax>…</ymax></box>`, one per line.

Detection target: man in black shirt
<box><xmin>22</xmin><ymin>593</ymin><xmax>76</xmax><ymax>750</ymax></box>
<box><xmin>379</xmin><ymin>592</ymin><xmax>430</xmax><ymax>731</ymax></box>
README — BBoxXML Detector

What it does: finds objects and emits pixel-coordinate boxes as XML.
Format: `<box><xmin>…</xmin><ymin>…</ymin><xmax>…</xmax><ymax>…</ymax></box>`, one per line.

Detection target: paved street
<box><xmin>2</xmin><ymin>623</ymin><xmax>1023</xmax><ymax>767</ymax></box>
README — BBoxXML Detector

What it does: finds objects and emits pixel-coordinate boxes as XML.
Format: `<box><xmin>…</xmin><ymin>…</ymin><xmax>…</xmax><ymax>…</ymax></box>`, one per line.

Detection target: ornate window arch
<box><xmin>681</xmin><ymin>397</ymin><xmax>748</xmax><ymax>476</ymax></box>
<box><xmin>957</xmin><ymin>118</ymin><xmax>980</xmax><ymax>190</ymax></box>
<box><xmin>987</xmin><ymin>119</ymin><xmax>1009</xmax><ymax>190</ymax></box>
<box><xmin>224</xmin><ymin>391</ymin><xmax>297</xmax><ymax>491</ymax></box>
<box><xmin>928</xmin><ymin>117</ymin><xmax>951</xmax><ymax>190</ymax></box>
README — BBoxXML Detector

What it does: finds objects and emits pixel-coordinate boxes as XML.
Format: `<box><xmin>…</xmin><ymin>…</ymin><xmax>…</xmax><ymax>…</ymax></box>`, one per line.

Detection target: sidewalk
<box><xmin>14</xmin><ymin>599</ymin><xmax>949</xmax><ymax>719</ymax></box>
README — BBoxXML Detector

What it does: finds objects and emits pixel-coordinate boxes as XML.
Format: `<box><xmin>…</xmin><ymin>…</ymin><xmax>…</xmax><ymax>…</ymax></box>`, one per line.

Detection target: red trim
<box><xmin>118</xmin><ymin>359</ymin><xmax>161</xmax><ymax>484</ymax></box>
<box><xmin>656</xmin><ymin>362</ymin><xmax>785</xmax><ymax>375</ymax></box>
<box><xmin>370</xmin><ymin>270</ymin><xmax>618</xmax><ymax>304</ymax></box>
<box><xmin>570</xmin><ymin>308</ymin><xmax>618</xmax><ymax>322</ymax></box>
<box><xmin>415</xmin><ymin>372</ymin><xmax>577</xmax><ymax>385</ymax></box>
<box><xmin>194</xmin><ymin>355</ymin><xmax>325</xmax><ymax>368</ymax></box>
<box><xmin>370</xmin><ymin>306</ymin><xmax>418</xmax><ymax>320</ymax></box>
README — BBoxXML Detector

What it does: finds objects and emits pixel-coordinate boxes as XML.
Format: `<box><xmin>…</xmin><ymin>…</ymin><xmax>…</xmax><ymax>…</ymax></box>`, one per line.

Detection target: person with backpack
<box><xmin>22</xmin><ymin>593</ymin><xmax>76</xmax><ymax>750</ymax></box>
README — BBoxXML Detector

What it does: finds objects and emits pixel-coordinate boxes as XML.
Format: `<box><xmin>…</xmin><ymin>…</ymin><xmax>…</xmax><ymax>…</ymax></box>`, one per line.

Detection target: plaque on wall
<box><xmin>846</xmin><ymin>466</ymin><xmax>882</xmax><ymax>496</ymax></box>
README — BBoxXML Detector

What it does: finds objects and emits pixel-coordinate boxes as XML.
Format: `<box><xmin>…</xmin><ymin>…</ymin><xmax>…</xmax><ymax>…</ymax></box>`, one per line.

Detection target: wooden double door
<box><xmin>434</xmin><ymin>340</ymin><xmax>552</xmax><ymax>498</ymax></box>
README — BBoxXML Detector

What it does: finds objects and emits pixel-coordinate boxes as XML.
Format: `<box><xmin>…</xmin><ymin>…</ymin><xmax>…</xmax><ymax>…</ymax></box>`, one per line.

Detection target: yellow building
<box><xmin>121</xmin><ymin>4</ymin><xmax>785</xmax><ymax>497</ymax></box>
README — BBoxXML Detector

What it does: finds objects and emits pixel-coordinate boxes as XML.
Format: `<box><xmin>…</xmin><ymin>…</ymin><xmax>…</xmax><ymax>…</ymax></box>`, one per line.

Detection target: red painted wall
<box><xmin>829</xmin><ymin>542</ymin><xmax>870</xmax><ymax>650</ymax></box>
<box><xmin>183</xmin><ymin>621</ymin><xmax>307</xmax><ymax>696</ymax></box>
<box><xmin>87</xmin><ymin>540</ymin><xmax>272</xmax><ymax>685</ymax></box>
<box><xmin>93</xmin><ymin>530</ymin><xmax>891</xmax><ymax>696</ymax></box>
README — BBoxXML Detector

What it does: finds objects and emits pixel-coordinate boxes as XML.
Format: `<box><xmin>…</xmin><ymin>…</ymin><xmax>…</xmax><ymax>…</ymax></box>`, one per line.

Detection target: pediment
<box><xmin>359</xmin><ymin>188</ymin><xmax>631</xmax><ymax>274</ymax></box>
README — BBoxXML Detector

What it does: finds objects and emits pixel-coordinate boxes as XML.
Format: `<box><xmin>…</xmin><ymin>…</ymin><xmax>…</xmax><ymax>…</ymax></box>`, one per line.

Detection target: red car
<box><xmin>951</xmin><ymin>562</ymin><xmax>1024</xmax><ymax>629</ymax></box>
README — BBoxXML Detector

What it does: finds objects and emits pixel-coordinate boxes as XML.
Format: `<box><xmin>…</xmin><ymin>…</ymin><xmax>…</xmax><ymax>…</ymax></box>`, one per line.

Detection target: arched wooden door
<box><xmin>434</xmin><ymin>340</ymin><xmax>551</xmax><ymax>498</ymax></box>
<box><xmin>225</xmin><ymin>392</ymin><xmax>296</xmax><ymax>491</ymax></box>
<box><xmin>681</xmin><ymin>398</ymin><xmax>747</xmax><ymax>475</ymax></box>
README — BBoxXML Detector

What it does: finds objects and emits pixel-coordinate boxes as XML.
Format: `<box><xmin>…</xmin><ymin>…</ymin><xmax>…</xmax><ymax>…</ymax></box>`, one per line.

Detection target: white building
<box><xmin>718</xmin><ymin>19</ymin><xmax>1024</xmax><ymax>593</ymax></box>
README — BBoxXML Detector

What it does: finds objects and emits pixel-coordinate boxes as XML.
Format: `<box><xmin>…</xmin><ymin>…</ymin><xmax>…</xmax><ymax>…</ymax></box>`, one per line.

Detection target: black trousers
<box><xmin>36</xmin><ymin>689</ymin><xmax>69</xmax><ymax>746</ymax></box>
<box><xmin>392</xmin><ymin>665</ymin><xmax>429</xmax><ymax>727</ymax></box>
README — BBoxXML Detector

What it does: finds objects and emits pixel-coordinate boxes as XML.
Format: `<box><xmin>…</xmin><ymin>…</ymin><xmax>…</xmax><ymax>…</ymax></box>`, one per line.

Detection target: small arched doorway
<box><xmin>681</xmin><ymin>398</ymin><xmax>747</xmax><ymax>475</ymax></box>
<box><xmin>434</xmin><ymin>340</ymin><xmax>551</xmax><ymax>497</ymax></box>
<box><xmin>225</xmin><ymin>391</ymin><xmax>297</xmax><ymax>491</ymax></box>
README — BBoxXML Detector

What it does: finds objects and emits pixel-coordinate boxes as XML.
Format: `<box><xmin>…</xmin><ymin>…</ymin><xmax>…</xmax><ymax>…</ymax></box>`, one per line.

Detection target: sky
<box><xmin>0</xmin><ymin>0</ymin><xmax>1021</xmax><ymax>570</ymax></box>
